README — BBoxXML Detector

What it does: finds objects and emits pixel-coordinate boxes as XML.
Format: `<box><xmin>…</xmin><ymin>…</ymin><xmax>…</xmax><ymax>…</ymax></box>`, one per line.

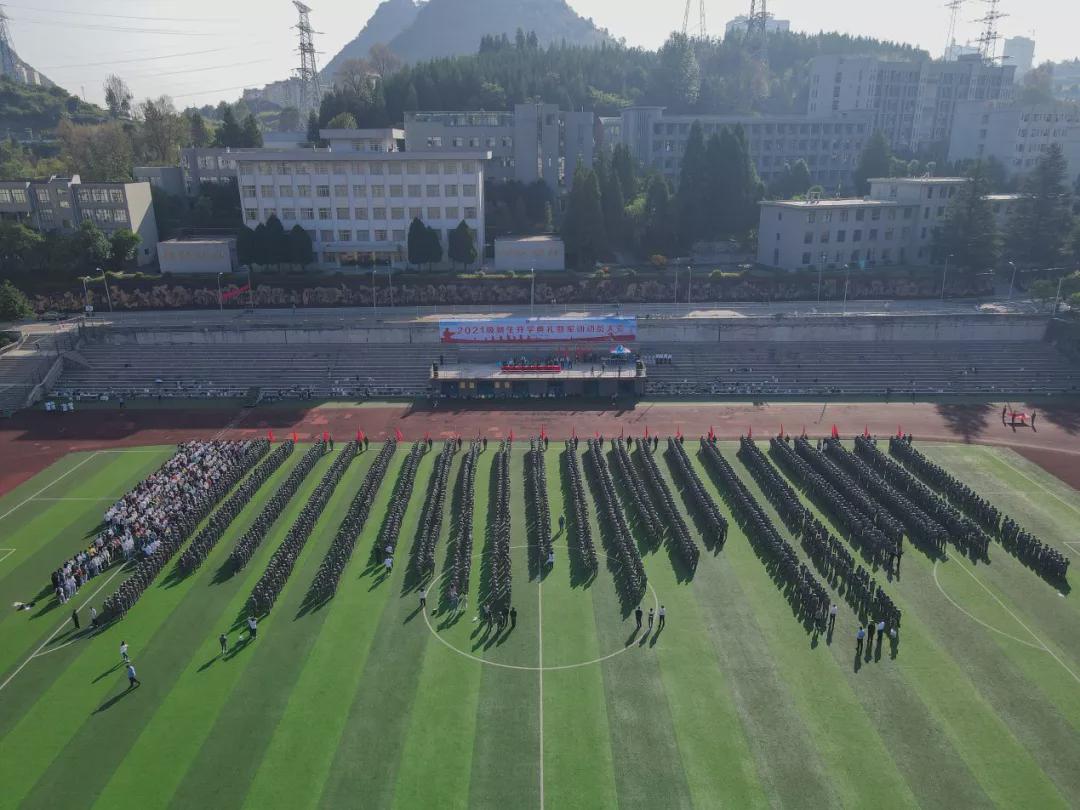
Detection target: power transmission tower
<box><xmin>0</xmin><ymin>4</ymin><xmax>19</xmax><ymax>82</ymax></box>
<box><xmin>973</xmin><ymin>0</ymin><xmax>1007</xmax><ymax>62</ymax></box>
<box><xmin>747</xmin><ymin>0</ymin><xmax>769</xmax><ymax>66</ymax></box>
<box><xmin>943</xmin><ymin>0</ymin><xmax>963</xmax><ymax>58</ymax></box>
<box><xmin>292</xmin><ymin>0</ymin><xmax>323</xmax><ymax>119</ymax></box>
<box><xmin>682</xmin><ymin>0</ymin><xmax>706</xmax><ymax>38</ymax></box>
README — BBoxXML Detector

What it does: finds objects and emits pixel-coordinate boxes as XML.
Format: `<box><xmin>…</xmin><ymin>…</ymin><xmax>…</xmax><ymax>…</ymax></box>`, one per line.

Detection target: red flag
<box><xmin>645</xmin><ymin>425</ymin><xmax>649</xmax><ymax>439</ymax></box>
<box><xmin>897</xmin><ymin>425</ymin><xmax>902</xmax><ymax>438</ymax></box>
<box><xmin>831</xmin><ymin>424</ymin><xmax>839</xmax><ymax>439</ymax></box>
<box><xmin>509</xmin><ymin>429</ymin><xmax>514</xmax><ymax>442</ymax></box>
<box><xmin>356</xmin><ymin>428</ymin><xmax>361</xmax><ymax>442</ymax></box>
<box><xmin>801</xmin><ymin>425</ymin><xmax>807</xmax><ymax>437</ymax></box>
<box><xmin>322</xmin><ymin>431</ymin><xmax>329</xmax><ymax>443</ymax></box>
<box><xmin>267</xmin><ymin>429</ymin><xmax>274</xmax><ymax>442</ymax></box>
<box><xmin>395</xmin><ymin>427</ymin><xmax>403</xmax><ymax>442</ymax></box>
<box><xmin>748</xmin><ymin>426</ymin><xmax>753</xmax><ymax>439</ymax></box>
<box><xmin>779</xmin><ymin>423</ymin><xmax>784</xmax><ymax>438</ymax></box>
<box><xmin>676</xmin><ymin>427</ymin><xmax>682</xmax><ymax>439</ymax></box>
<box><xmin>863</xmin><ymin>425</ymin><xmax>870</xmax><ymax>438</ymax></box>
<box><xmin>220</xmin><ymin>283</ymin><xmax>250</xmax><ymax>302</ymax></box>
<box><xmin>572</xmin><ymin>426</ymin><xmax>577</xmax><ymax>439</ymax></box>
<box><xmin>620</xmin><ymin>426</ymin><xmax>624</xmax><ymax>439</ymax></box>
<box><xmin>708</xmin><ymin>425</ymin><xmax>714</xmax><ymax>440</ymax></box>
<box><xmin>540</xmin><ymin>424</ymin><xmax>546</xmax><ymax>440</ymax></box>
<box><xmin>424</xmin><ymin>431</ymin><xmax>430</xmax><ymax>442</ymax></box>
<box><xmin>291</xmin><ymin>431</ymin><xmax>297</xmax><ymax>443</ymax></box>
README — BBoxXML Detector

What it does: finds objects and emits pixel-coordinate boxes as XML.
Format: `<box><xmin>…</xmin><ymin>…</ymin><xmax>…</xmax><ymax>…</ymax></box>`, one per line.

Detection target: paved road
<box><xmin>5</xmin><ymin>296</ymin><xmax>1048</xmax><ymax>335</ymax></box>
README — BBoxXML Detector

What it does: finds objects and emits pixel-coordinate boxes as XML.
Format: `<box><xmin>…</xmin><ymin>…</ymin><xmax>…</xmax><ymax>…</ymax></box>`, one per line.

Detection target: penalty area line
<box><xmin>0</xmin><ymin>452</ymin><xmax>100</xmax><ymax>522</ymax></box>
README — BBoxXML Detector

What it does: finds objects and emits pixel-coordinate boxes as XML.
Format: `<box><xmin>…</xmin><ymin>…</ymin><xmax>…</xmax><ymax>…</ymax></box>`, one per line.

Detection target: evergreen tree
<box><xmin>854</xmin><ymin>131</ymin><xmax>893</xmax><ymax>195</ymax></box>
<box><xmin>561</xmin><ymin>165</ymin><xmax>607</xmax><ymax>268</ymax></box>
<box><xmin>186</xmin><ymin>109</ymin><xmax>210</xmax><ymax>147</ymax></box>
<box><xmin>407</xmin><ymin>217</ymin><xmax>429</xmax><ymax>267</ymax></box>
<box><xmin>252</xmin><ymin>222</ymin><xmax>269</xmax><ymax>265</ymax></box>
<box><xmin>424</xmin><ymin>225</ymin><xmax>443</xmax><ymax>268</ymax></box>
<box><xmin>448</xmin><ymin>220</ymin><xmax>478</xmax><ymax>269</ymax></box>
<box><xmin>642</xmin><ymin>174</ymin><xmax>676</xmax><ymax>257</ymax></box>
<box><xmin>288</xmin><ymin>225</ymin><xmax>313</xmax><ymax>268</ymax></box>
<box><xmin>277</xmin><ymin>106</ymin><xmax>301</xmax><ymax>132</ymax></box>
<box><xmin>769</xmin><ymin>159</ymin><xmax>813</xmax><ymax>198</ymax></box>
<box><xmin>306</xmin><ymin>111</ymin><xmax>322</xmax><ymax>146</ymax></box>
<box><xmin>600</xmin><ymin>167</ymin><xmax>626</xmax><ymax>250</ymax></box>
<box><xmin>264</xmin><ymin>215</ymin><xmax>289</xmax><ymax>265</ymax></box>
<box><xmin>236</xmin><ymin>225</ymin><xmax>257</xmax><ymax>266</ymax></box>
<box><xmin>1006</xmin><ymin>144</ymin><xmax>1073</xmax><ymax>267</ymax></box>
<box><xmin>239</xmin><ymin>114</ymin><xmax>263</xmax><ymax>148</ymax></box>
<box><xmin>933</xmin><ymin>162</ymin><xmax>1000</xmax><ymax>272</ymax></box>
<box><xmin>611</xmin><ymin>144</ymin><xmax>637</xmax><ymax>200</ymax></box>
<box><xmin>326</xmin><ymin>112</ymin><xmax>359</xmax><ymax>129</ymax></box>
<box><xmin>72</xmin><ymin>219</ymin><xmax>110</xmax><ymax>273</ymax></box>
<box><xmin>676</xmin><ymin>121</ymin><xmax>709</xmax><ymax>246</ymax></box>
<box><xmin>0</xmin><ymin>280</ymin><xmax>32</xmax><ymax>320</ymax></box>
<box><xmin>214</xmin><ymin>107</ymin><xmax>243</xmax><ymax>148</ymax></box>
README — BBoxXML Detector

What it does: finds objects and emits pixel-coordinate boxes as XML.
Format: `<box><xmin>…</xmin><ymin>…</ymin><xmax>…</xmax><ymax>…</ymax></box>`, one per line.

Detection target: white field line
<box><xmin>991</xmin><ymin>454</ymin><xmax>1080</xmax><ymax>519</ymax></box>
<box><xmin>952</xmin><ymin>559</ymin><xmax>1080</xmax><ymax>686</ymax></box>
<box><xmin>0</xmin><ymin>452</ymin><xmax>100</xmax><ymax>522</ymax></box>
<box><xmin>0</xmin><ymin>564</ymin><xmax>126</xmax><ymax>693</ymax></box>
<box><xmin>933</xmin><ymin>562</ymin><xmax>1044</xmax><ymax>650</ymax></box>
<box><xmin>537</xmin><ymin>572</ymin><xmax>545</xmax><ymax>810</ymax></box>
<box><xmin>1064</xmin><ymin>541</ymin><xmax>1080</xmax><ymax>559</ymax></box>
<box><xmin>33</xmin><ymin>497</ymin><xmax>118</xmax><ymax>502</ymax></box>
<box><xmin>0</xmin><ymin>548</ymin><xmax>15</xmax><ymax>564</ymax></box>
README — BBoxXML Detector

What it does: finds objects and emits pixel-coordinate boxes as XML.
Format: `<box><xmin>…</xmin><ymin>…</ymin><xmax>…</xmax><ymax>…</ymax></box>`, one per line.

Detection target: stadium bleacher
<box><xmin>50</xmin><ymin>338</ymin><xmax>1080</xmax><ymax>402</ymax></box>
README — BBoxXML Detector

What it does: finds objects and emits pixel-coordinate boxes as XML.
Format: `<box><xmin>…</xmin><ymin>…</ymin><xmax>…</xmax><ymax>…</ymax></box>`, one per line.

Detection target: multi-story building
<box><xmin>618</xmin><ymin>106</ymin><xmax>873</xmax><ymax>191</ymax></box>
<box><xmin>180</xmin><ymin>147</ymin><xmax>242</xmax><ymax>195</ymax></box>
<box><xmin>807</xmin><ymin>54</ymin><xmax>1014</xmax><ymax>153</ymax></box>
<box><xmin>236</xmin><ymin>128</ymin><xmax>487</xmax><ymax>270</ymax></box>
<box><xmin>756</xmin><ymin>176</ymin><xmax>1019</xmax><ymax>271</ymax></box>
<box><xmin>404</xmin><ymin>103</ymin><xmax>595</xmax><ymax>192</ymax></box>
<box><xmin>134</xmin><ymin>166</ymin><xmax>185</xmax><ymax>197</ymax></box>
<box><xmin>1002</xmin><ymin>36</ymin><xmax>1035</xmax><ymax>83</ymax></box>
<box><xmin>0</xmin><ymin>175</ymin><xmax>158</xmax><ymax>265</ymax></box>
<box><xmin>947</xmin><ymin>101</ymin><xmax>1080</xmax><ymax>180</ymax></box>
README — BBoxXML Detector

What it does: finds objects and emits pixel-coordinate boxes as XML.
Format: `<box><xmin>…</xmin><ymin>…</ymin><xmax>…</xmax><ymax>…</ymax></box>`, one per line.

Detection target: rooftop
<box><xmin>867</xmin><ymin>176</ymin><xmax>969</xmax><ymax>185</ymax></box>
<box><xmin>760</xmin><ymin>198</ymin><xmax>897</xmax><ymax>209</ymax></box>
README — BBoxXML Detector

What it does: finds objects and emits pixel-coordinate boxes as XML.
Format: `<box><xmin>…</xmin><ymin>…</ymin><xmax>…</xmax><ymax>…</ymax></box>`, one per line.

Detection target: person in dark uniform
<box><xmin>634</xmin><ymin>605</ymin><xmax>643</xmax><ymax>630</ymax></box>
<box><xmin>71</xmin><ymin>608</ymin><xmax>80</xmax><ymax>630</ymax></box>
<box><xmin>509</xmin><ymin>606</ymin><xmax>517</xmax><ymax>628</ymax></box>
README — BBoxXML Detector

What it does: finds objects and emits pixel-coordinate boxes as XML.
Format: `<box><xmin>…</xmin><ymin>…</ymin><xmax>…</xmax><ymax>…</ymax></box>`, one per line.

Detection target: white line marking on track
<box><xmin>950</xmin><ymin>558</ymin><xmax>1080</xmax><ymax>686</ymax></box>
<box><xmin>33</xmin><ymin>497</ymin><xmax>118</xmax><ymax>502</ymax></box>
<box><xmin>0</xmin><ymin>548</ymin><xmax>15</xmax><ymax>564</ymax></box>
<box><xmin>992</xmin><ymin>453</ymin><xmax>1080</xmax><ymax>519</ymax></box>
<box><xmin>0</xmin><ymin>452</ymin><xmax>100</xmax><ymax>522</ymax></box>
<box><xmin>1065</xmin><ymin>541</ymin><xmax>1080</xmax><ymax>559</ymax></box>
<box><xmin>0</xmin><ymin>564</ymin><xmax>126</xmax><ymax>693</ymax></box>
<box><xmin>538</xmin><ymin>568</ymin><xmax>545</xmax><ymax>810</ymax></box>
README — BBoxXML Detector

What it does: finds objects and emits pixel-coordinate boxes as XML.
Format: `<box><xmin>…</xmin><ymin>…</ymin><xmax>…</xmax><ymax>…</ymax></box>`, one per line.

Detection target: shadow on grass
<box><xmin>93</xmin><ymin>683</ymin><xmax>139</xmax><ymax>713</ymax></box>
<box><xmin>934</xmin><ymin>402</ymin><xmax>995</xmax><ymax>442</ymax></box>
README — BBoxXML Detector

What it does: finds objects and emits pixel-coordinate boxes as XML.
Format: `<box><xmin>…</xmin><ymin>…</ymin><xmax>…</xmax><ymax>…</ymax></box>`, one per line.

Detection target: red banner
<box><xmin>221</xmin><ymin>283</ymin><xmax>250</xmax><ymax>302</ymax></box>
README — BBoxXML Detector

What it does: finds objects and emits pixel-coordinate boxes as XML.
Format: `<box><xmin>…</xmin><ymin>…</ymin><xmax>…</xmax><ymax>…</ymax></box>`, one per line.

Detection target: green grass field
<box><xmin>0</xmin><ymin>438</ymin><xmax>1077</xmax><ymax>810</ymax></box>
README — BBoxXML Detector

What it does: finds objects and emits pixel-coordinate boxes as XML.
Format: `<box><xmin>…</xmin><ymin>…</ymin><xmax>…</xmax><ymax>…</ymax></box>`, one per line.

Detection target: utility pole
<box><xmin>941</xmin><ymin>254</ymin><xmax>952</xmax><ymax>301</ymax></box>
<box><xmin>97</xmin><ymin>268</ymin><xmax>113</xmax><ymax>313</ymax></box>
<box><xmin>217</xmin><ymin>272</ymin><xmax>224</xmax><ymax>312</ymax></box>
<box><xmin>530</xmin><ymin>267</ymin><xmax>535</xmax><ymax>315</ymax></box>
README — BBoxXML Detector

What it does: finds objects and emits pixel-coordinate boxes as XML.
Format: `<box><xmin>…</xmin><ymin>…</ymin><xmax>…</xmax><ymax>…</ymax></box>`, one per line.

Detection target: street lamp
<box><xmin>96</xmin><ymin>268</ymin><xmax>113</xmax><ymax>313</ymax></box>
<box><xmin>673</xmin><ymin>266</ymin><xmax>678</xmax><ymax>308</ymax></box>
<box><xmin>817</xmin><ymin>253</ymin><xmax>826</xmax><ymax>303</ymax></box>
<box><xmin>842</xmin><ymin>264</ymin><xmax>851</xmax><ymax>316</ymax></box>
<box><xmin>387</xmin><ymin>266</ymin><xmax>394</xmax><ymax>309</ymax></box>
<box><xmin>530</xmin><ymin>267</ymin><xmax>535</xmax><ymax>315</ymax></box>
<box><xmin>1052</xmin><ymin>274</ymin><xmax>1065</xmax><ymax>317</ymax></box>
<box><xmin>247</xmin><ymin>263</ymin><xmax>255</xmax><ymax>311</ymax></box>
<box><xmin>371</xmin><ymin>266</ymin><xmax>377</xmax><ymax>317</ymax></box>
<box><xmin>686</xmin><ymin>265</ymin><xmax>692</xmax><ymax>313</ymax></box>
<box><xmin>80</xmin><ymin>276</ymin><xmax>91</xmax><ymax>317</ymax></box>
<box><xmin>1007</xmin><ymin>261</ymin><xmax>1017</xmax><ymax>301</ymax></box>
<box><xmin>216</xmin><ymin>272</ymin><xmax>224</xmax><ymax>313</ymax></box>
<box><xmin>941</xmin><ymin>254</ymin><xmax>953</xmax><ymax>302</ymax></box>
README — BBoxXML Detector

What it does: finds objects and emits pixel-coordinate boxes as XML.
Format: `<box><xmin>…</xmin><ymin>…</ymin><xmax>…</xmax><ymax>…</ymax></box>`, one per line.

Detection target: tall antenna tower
<box><xmin>973</xmin><ymin>0</ymin><xmax>1007</xmax><ymax>61</ymax></box>
<box><xmin>943</xmin><ymin>0</ymin><xmax>963</xmax><ymax>58</ymax></box>
<box><xmin>0</xmin><ymin>5</ymin><xmax>19</xmax><ymax>82</ymax></box>
<box><xmin>292</xmin><ymin>1</ymin><xmax>323</xmax><ymax>119</ymax></box>
<box><xmin>747</xmin><ymin>0</ymin><xmax>770</xmax><ymax>66</ymax></box>
<box><xmin>681</xmin><ymin>0</ymin><xmax>707</xmax><ymax>38</ymax></box>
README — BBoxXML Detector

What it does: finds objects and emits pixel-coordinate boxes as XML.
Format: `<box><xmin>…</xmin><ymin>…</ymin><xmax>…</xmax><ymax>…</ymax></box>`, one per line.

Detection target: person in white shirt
<box><xmin>828</xmin><ymin>603</ymin><xmax>838</xmax><ymax>632</ymax></box>
<box><xmin>658</xmin><ymin>605</ymin><xmax>666</xmax><ymax>629</ymax></box>
<box><xmin>246</xmin><ymin>615</ymin><xmax>258</xmax><ymax>640</ymax></box>
<box><xmin>120</xmin><ymin>641</ymin><xmax>129</xmax><ymax>663</ymax></box>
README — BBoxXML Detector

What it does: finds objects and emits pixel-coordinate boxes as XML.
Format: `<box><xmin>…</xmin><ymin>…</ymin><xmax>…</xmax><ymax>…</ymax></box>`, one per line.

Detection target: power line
<box><xmin>0</xmin><ymin>4</ymin><xmax>240</xmax><ymax>23</ymax></box>
<box><xmin>127</xmin><ymin>57</ymin><xmax>275</xmax><ymax>80</ymax></box>
<box><xmin>169</xmin><ymin>83</ymin><xmax>253</xmax><ymax>99</ymax></box>
<box><xmin>8</xmin><ymin>15</ymin><xmax>222</xmax><ymax>36</ymax></box>
<box><xmin>40</xmin><ymin>46</ymin><xmax>240</xmax><ymax>69</ymax></box>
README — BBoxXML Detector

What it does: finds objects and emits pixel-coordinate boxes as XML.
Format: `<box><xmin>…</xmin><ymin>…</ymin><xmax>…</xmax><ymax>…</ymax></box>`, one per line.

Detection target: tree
<box><xmin>600</xmin><ymin>162</ymin><xmax>626</xmax><ymax>249</ymax></box>
<box><xmin>0</xmin><ymin>220</ymin><xmax>43</xmax><ymax>270</ymax></box>
<box><xmin>933</xmin><ymin>162</ymin><xmax>1000</xmax><ymax>272</ymax></box>
<box><xmin>57</xmin><ymin>120</ymin><xmax>134</xmax><ymax>181</ymax></box>
<box><xmin>136</xmin><ymin>96</ymin><xmax>186</xmax><ymax>164</ymax></box>
<box><xmin>306</xmin><ymin>111</ymin><xmax>322</xmax><ymax>146</ymax></box>
<box><xmin>1018</xmin><ymin>63</ymin><xmax>1055</xmax><ymax>106</ymax></box>
<box><xmin>423</xmin><ymin>224</ymin><xmax>443</xmax><ymax>268</ymax></box>
<box><xmin>368</xmin><ymin>43</ymin><xmax>403</xmax><ymax>77</ymax></box>
<box><xmin>106</xmin><ymin>229</ymin><xmax>141</xmax><ymax>272</ymax></box>
<box><xmin>561</xmin><ymin>165</ymin><xmax>607</xmax><ymax>268</ymax></box>
<box><xmin>263</xmin><ymin>215</ymin><xmax>289</xmax><ymax>265</ymax></box>
<box><xmin>71</xmin><ymin>219</ymin><xmax>110</xmax><ymax>273</ymax></box>
<box><xmin>676</xmin><ymin>121</ymin><xmax>709</xmax><ymax>246</ymax></box>
<box><xmin>326</xmin><ymin>112</ymin><xmax>359</xmax><ymax>130</ymax></box>
<box><xmin>854</xmin><ymin>131</ymin><xmax>893</xmax><ymax>195</ymax></box>
<box><xmin>185</xmin><ymin>109</ymin><xmax>210</xmax><ymax>147</ymax></box>
<box><xmin>1006</xmin><ymin>144</ymin><xmax>1073</xmax><ymax>267</ymax></box>
<box><xmin>657</xmin><ymin>34</ymin><xmax>701</xmax><ymax>109</ymax></box>
<box><xmin>288</xmin><ymin>224</ymin><xmax>314</xmax><ymax>267</ymax></box>
<box><xmin>251</xmin><ymin>222</ymin><xmax>269</xmax><ymax>266</ymax></box>
<box><xmin>407</xmin><ymin>217</ymin><xmax>429</xmax><ymax>267</ymax></box>
<box><xmin>103</xmin><ymin>75</ymin><xmax>132</xmax><ymax>119</ymax></box>
<box><xmin>0</xmin><ymin>280</ymin><xmax>32</xmax><ymax>320</ymax></box>
<box><xmin>769</xmin><ymin>159</ymin><xmax>813</xmax><ymax>198</ymax></box>
<box><xmin>447</xmin><ymin>220</ymin><xmax>477</xmax><ymax>269</ymax></box>
<box><xmin>277</xmin><ymin>106</ymin><xmax>301</xmax><ymax>132</ymax></box>
<box><xmin>239</xmin><ymin>114</ymin><xmax>263</xmax><ymax>148</ymax></box>
<box><xmin>236</xmin><ymin>225</ymin><xmax>257</xmax><ymax>266</ymax></box>
<box><xmin>641</xmin><ymin>173</ymin><xmax>676</xmax><ymax>257</ymax></box>
<box><xmin>611</xmin><ymin>143</ymin><xmax>637</xmax><ymax>200</ymax></box>
<box><xmin>213</xmin><ymin>107</ymin><xmax>243</xmax><ymax>148</ymax></box>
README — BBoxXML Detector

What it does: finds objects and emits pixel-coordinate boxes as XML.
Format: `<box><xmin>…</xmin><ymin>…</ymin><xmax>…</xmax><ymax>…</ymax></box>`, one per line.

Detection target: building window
<box><xmin>802</xmin><ymin>252</ymin><xmax>812</xmax><ymax>265</ymax></box>
<box><xmin>109</xmin><ymin>189</ymin><xmax>124</xmax><ymax>203</ymax></box>
<box><xmin>300</xmin><ymin>207</ymin><xmax>314</xmax><ymax>220</ymax></box>
<box><xmin>390</xmin><ymin>185</ymin><xmax>403</xmax><ymax>197</ymax></box>
<box><xmin>260</xmin><ymin>185</ymin><xmax>274</xmax><ymax>197</ymax></box>
<box><xmin>804</xmin><ymin>231</ymin><xmax>814</xmax><ymax>244</ymax></box>
<box><xmin>355</xmin><ymin>208</ymin><xmax>368</xmax><ymax>220</ymax></box>
<box><xmin>464</xmin><ymin>207</ymin><xmax>477</xmax><ymax>219</ymax></box>
<box><xmin>298</xmin><ymin>185</ymin><xmax>311</xmax><ymax>197</ymax></box>
<box><xmin>426</xmin><ymin>185</ymin><xmax>439</xmax><ymax>197</ymax></box>
<box><xmin>352</xmin><ymin>185</ymin><xmax>366</xmax><ymax>197</ymax></box>
<box><xmin>808</xmin><ymin>212</ymin><xmax>817</xmax><ymax>224</ymax></box>
<box><xmin>427</xmin><ymin>207</ymin><xmax>440</xmax><ymax>219</ymax></box>
<box><xmin>334</xmin><ymin>184</ymin><xmax>348</xmax><ymax>196</ymax></box>
<box><xmin>373</xmin><ymin>207</ymin><xmax>386</xmax><ymax>220</ymax></box>
<box><xmin>318</xmin><ymin>207</ymin><xmax>331</xmax><ymax>220</ymax></box>
<box><xmin>853</xmin><ymin>229</ymin><xmax>862</xmax><ymax>242</ymax></box>
<box><xmin>837</xmin><ymin>230</ymin><xmax>847</xmax><ymax>242</ymax></box>
<box><xmin>242</xmin><ymin>185</ymin><xmax>256</xmax><ymax>198</ymax></box>
<box><xmin>444</xmin><ymin>184</ymin><xmax>458</xmax><ymax>196</ymax></box>
<box><xmin>371</xmin><ymin>185</ymin><xmax>385</xmax><ymax>197</ymax></box>
<box><xmin>463</xmin><ymin>184</ymin><xmax>476</xmax><ymax>197</ymax></box>
<box><xmin>337</xmin><ymin>207</ymin><xmax>349</xmax><ymax>219</ymax></box>
<box><xmin>316</xmin><ymin>185</ymin><xmax>330</xmax><ymax>197</ymax></box>
<box><xmin>245</xmin><ymin>208</ymin><xmax>258</xmax><ymax>222</ymax></box>
<box><xmin>409</xmin><ymin>207</ymin><xmax>422</xmax><ymax>219</ymax></box>
<box><xmin>320</xmin><ymin>229</ymin><xmax>334</xmax><ymax>241</ymax></box>
<box><xmin>408</xmin><ymin>184</ymin><xmax>422</xmax><ymax>197</ymax></box>
<box><xmin>279</xmin><ymin>186</ymin><xmax>294</xmax><ymax>197</ymax></box>
<box><xmin>283</xmin><ymin>208</ymin><xmax>296</xmax><ymax>220</ymax></box>
<box><xmin>338</xmin><ymin>230</ymin><xmax>351</xmax><ymax>241</ymax></box>
<box><xmin>407</xmin><ymin>161</ymin><xmax>422</xmax><ymax>174</ymax></box>
<box><xmin>869</xmin><ymin>229</ymin><xmax>878</xmax><ymax>241</ymax></box>
<box><xmin>446</xmin><ymin>206</ymin><xmax>459</xmax><ymax>220</ymax></box>
<box><xmin>374</xmin><ymin>229</ymin><xmax>388</xmax><ymax>241</ymax></box>
<box><xmin>390</xmin><ymin>207</ymin><xmax>405</xmax><ymax>220</ymax></box>
<box><xmin>855</xmin><ymin>209</ymin><xmax>865</xmax><ymax>222</ymax></box>
<box><xmin>356</xmin><ymin>230</ymin><xmax>370</xmax><ymax>241</ymax></box>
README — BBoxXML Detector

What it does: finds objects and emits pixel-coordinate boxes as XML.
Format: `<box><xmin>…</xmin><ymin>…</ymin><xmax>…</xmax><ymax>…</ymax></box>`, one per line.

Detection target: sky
<box><xmin>4</xmin><ymin>0</ymin><xmax>1075</xmax><ymax>109</ymax></box>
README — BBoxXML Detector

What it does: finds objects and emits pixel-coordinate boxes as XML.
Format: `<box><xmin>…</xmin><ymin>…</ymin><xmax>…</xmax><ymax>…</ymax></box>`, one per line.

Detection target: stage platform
<box><xmin>432</xmin><ymin>362</ymin><xmax>646</xmax><ymax>398</ymax></box>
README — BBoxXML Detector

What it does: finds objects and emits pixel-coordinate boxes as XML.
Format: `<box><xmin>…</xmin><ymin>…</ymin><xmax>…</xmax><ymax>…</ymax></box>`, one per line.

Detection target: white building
<box><xmin>1002</xmin><ymin>37</ymin><xmax>1035</xmax><ymax>82</ymax></box>
<box><xmin>236</xmin><ymin>128</ymin><xmax>488</xmax><ymax>270</ymax></box>
<box><xmin>947</xmin><ymin>101</ymin><xmax>1080</xmax><ymax>180</ymax></box>
<box><xmin>756</xmin><ymin>176</ymin><xmax>1019</xmax><ymax>271</ymax></box>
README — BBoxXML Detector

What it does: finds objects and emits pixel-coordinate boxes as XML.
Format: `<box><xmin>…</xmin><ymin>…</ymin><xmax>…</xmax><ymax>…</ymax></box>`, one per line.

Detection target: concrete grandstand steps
<box><xmin>60</xmin><ymin>350</ymin><xmax>94</xmax><ymax>370</ymax></box>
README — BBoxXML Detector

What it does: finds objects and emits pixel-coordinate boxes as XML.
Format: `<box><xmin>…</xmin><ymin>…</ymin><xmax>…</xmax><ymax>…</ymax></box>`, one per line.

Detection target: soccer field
<box><xmin>0</xmin><ymin>437</ymin><xmax>1077</xmax><ymax>810</ymax></box>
